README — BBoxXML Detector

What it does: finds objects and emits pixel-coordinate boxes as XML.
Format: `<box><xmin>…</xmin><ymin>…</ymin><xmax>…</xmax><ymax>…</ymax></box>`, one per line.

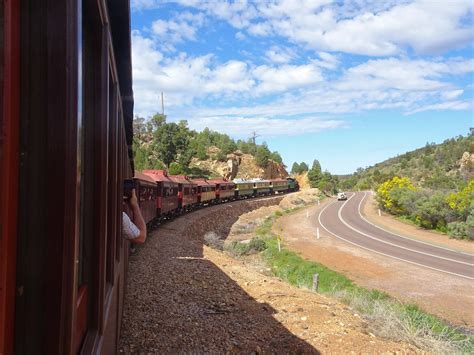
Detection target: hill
<box><xmin>132</xmin><ymin>114</ymin><xmax>288</xmax><ymax>179</ymax></box>
<box><xmin>340</xmin><ymin>134</ymin><xmax>473</xmax><ymax>191</ymax></box>
<box><xmin>189</xmin><ymin>148</ymin><xmax>288</xmax><ymax>180</ymax></box>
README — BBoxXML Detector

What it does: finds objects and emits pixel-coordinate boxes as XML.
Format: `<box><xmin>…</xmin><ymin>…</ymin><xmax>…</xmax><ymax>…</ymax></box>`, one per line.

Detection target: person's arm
<box><xmin>128</xmin><ymin>189</ymin><xmax>147</xmax><ymax>244</ymax></box>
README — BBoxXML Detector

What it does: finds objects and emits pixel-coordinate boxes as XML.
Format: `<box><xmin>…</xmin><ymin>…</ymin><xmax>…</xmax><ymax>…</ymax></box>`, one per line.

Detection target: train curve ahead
<box><xmin>318</xmin><ymin>191</ymin><xmax>474</xmax><ymax>280</ymax></box>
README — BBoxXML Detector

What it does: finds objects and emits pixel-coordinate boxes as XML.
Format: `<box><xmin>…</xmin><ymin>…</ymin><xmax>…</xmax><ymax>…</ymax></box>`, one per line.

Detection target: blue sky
<box><xmin>130</xmin><ymin>0</ymin><xmax>474</xmax><ymax>174</ymax></box>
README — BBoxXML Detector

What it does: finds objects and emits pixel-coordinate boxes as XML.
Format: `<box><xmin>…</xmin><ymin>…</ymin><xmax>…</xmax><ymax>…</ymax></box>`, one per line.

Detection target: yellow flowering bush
<box><xmin>376</xmin><ymin>176</ymin><xmax>416</xmax><ymax>214</ymax></box>
<box><xmin>446</xmin><ymin>179</ymin><xmax>474</xmax><ymax>218</ymax></box>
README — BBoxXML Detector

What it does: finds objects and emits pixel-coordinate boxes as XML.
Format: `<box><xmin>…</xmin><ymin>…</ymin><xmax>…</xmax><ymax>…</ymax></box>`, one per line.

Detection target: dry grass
<box><xmin>203</xmin><ymin>231</ymin><xmax>224</xmax><ymax>250</ymax></box>
<box><xmin>330</xmin><ymin>288</ymin><xmax>472</xmax><ymax>354</ymax></box>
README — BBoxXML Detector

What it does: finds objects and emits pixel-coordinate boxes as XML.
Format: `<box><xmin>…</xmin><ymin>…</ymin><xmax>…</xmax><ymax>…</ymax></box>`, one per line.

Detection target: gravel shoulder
<box><xmin>274</xmin><ymin>197</ymin><xmax>474</xmax><ymax>329</ymax></box>
<box><xmin>119</xmin><ymin>196</ymin><xmax>417</xmax><ymax>353</ymax></box>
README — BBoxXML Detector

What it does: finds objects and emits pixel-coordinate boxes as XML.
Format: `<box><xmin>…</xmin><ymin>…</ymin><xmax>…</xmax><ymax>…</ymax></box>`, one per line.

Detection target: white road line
<box><xmin>357</xmin><ymin>191</ymin><xmax>474</xmax><ymax>257</ymax></box>
<box><xmin>317</xmin><ymin>198</ymin><xmax>474</xmax><ymax>280</ymax></box>
<box><xmin>338</xmin><ymin>193</ymin><xmax>474</xmax><ymax>267</ymax></box>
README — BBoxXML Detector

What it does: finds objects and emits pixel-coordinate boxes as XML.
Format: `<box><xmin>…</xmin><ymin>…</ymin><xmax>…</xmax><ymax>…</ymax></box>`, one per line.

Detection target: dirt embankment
<box><xmin>227</xmin><ymin>188</ymin><xmax>320</xmax><ymax>244</ymax></box>
<box><xmin>120</xmin><ymin>194</ymin><xmax>417</xmax><ymax>353</ymax></box>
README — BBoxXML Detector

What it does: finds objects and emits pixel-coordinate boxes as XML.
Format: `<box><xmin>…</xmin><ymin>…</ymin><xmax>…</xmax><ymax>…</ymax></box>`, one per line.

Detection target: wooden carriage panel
<box><xmin>9</xmin><ymin>1</ymin><xmax>133</xmax><ymax>353</ymax></box>
<box><xmin>0</xmin><ymin>1</ymin><xmax>20</xmax><ymax>354</ymax></box>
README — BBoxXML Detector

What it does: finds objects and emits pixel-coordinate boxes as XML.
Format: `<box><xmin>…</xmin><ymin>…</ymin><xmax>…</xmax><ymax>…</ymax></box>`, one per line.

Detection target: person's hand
<box><xmin>130</xmin><ymin>188</ymin><xmax>139</xmax><ymax>209</ymax></box>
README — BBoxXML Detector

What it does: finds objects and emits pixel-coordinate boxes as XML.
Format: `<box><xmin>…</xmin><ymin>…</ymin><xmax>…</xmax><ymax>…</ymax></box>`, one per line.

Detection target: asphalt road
<box><xmin>318</xmin><ymin>192</ymin><xmax>474</xmax><ymax>280</ymax></box>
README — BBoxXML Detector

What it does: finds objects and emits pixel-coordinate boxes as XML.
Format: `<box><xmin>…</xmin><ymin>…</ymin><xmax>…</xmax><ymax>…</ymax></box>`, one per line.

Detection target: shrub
<box><xmin>203</xmin><ymin>231</ymin><xmax>223</xmax><ymax>250</ymax></box>
<box><xmin>377</xmin><ymin>176</ymin><xmax>416</xmax><ymax>214</ymax></box>
<box><xmin>410</xmin><ymin>191</ymin><xmax>451</xmax><ymax>231</ymax></box>
<box><xmin>446</xmin><ymin>180</ymin><xmax>474</xmax><ymax>219</ymax></box>
<box><xmin>447</xmin><ymin>213</ymin><xmax>474</xmax><ymax>240</ymax></box>
<box><xmin>168</xmin><ymin>162</ymin><xmax>185</xmax><ymax>175</ymax></box>
<box><xmin>225</xmin><ymin>237</ymin><xmax>268</xmax><ymax>256</ymax></box>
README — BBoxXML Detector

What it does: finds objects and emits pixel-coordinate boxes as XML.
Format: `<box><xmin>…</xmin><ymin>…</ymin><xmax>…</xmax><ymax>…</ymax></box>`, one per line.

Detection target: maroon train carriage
<box><xmin>0</xmin><ymin>1</ymin><xmax>136</xmax><ymax>353</ymax></box>
<box><xmin>134</xmin><ymin>173</ymin><xmax>157</xmax><ymax>225</ymax></box>
<box><xmin>191</xmin><ymin>178</ymin><xmax>217</xmax><ymax>205</ymax></box>
<box><xmin>169</xmin><ymin>175</ymin><xmax>198</xmax><ymax>211</ymax></box>
<box><xmin>142</xmin><ymin>169</ymin><xmax>179</xmax><ymax>219</ymax></box>
<box><xmin>208</xmin><ymin>178</ymin><xmax>236</xmax><ymax>201</ymax></box>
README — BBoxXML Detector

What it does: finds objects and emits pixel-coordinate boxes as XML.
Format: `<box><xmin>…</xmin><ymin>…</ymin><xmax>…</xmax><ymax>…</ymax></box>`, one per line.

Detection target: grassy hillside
<box><xmin>340</xmin><ymin>134</ymin><xmax>473</xmax><ymax>191</ymax></box>
<box><xmin>337</xmin><ymin>133</ymin><xmax>473</xmax><ymax>239</ymax></box>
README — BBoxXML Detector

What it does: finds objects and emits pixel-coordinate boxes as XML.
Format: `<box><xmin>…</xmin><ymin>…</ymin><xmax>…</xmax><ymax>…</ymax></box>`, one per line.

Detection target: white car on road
<box><xmin>337</xmin><ymin>192</ymin><xmax>347</xmax><ymax>201</ymax></box>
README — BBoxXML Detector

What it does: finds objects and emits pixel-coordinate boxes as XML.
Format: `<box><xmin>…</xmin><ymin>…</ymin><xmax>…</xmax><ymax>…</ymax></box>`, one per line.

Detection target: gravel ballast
<box><xmin>119</xmin><ymin>196</ymin><xmax>417</xmax><ymax>353</ymax></box>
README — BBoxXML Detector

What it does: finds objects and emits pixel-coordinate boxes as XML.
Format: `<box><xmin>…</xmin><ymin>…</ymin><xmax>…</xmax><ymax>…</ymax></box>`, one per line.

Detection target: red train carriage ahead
<box><xmin>191</xmin><ymin>178</ymin><xmax>217</xmax><ymax>205</ymax></box>
<box><xmin>134</xmin><ymin>172</ymin><xmax>157</xmax><ymax>225</ymax></box>
<box><xmin>1</xmin><ymin>1</ymin><xmax>135</xmax><ymax>354</ymax></box>
<box><xmin>208</xmin><ymin>178</ymin><xmax>236</xmax><ymax>201</ymax></box>
<box><xmin>142</xmin><ymin>169</ymin><xmax>179</xmax><ymax>219</ymax></box>
<box><xmin>169</xmin><ymin>175</ymin><xmax>198</xmax><ymax>211</ymax></box>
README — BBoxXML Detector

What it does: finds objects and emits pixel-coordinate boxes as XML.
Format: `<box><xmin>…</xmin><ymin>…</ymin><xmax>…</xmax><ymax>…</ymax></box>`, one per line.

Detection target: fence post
<box><xmin>378</xmin><ymin>209</ymin><xmax>381</xmax><ymax>217</ymax></box>
<box><xmin>312</xmin><ymin>273</ymin><xmax>319</xmax><ymax>292</ymax></box>
<box><xmin>316</xmin><ymin>227</ymin><xmax>320</xmax><ymax>239</ymax></box>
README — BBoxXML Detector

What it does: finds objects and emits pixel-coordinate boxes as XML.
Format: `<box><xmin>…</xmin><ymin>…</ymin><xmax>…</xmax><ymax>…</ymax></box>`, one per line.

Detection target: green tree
<box><xmin>291</xmin><ymin>162</ymin><xmax>300</xmax><ymax>174</ymax></box>
<box><xmin>270</xmin><ymin>151</ymin><xmax>283</xmax><ymax>164</ymax></box>
<box><xmin>299</xmin><ymin>162</ymin><xmax>309</xmax><ymax>173</ymax></box>
<box><xmin>168</xmin><ymin>162</ymin><xmax>185</xmax><ymax>175</ymax></box>
<box><xmin>153</xmin><ymin>122</ymin><xmax>186</xmax><ymax>167</ymax></box>
<box><xmin>307</xmin><ymin>159</ymin><xmax>323</xmax><ymax>188</ymax></box>
<box><xmin>255</xmin><ymin>143</ymin><xmax>271</xmax><ymax>168</ymax></box>
<box><xmin>311</xmin><ymin>159</ymin><xmax>322</xmax><ymax>174</ymax></box>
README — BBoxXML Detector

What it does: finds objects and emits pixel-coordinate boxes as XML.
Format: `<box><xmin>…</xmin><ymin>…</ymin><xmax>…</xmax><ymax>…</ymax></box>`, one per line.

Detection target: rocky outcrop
<box><xmin>457</xmin><ymin>151</ymin><xmax>473</xmax><ymax>178</ymax></box>
<box><xmin>190</xmin><ymin>148</ymin><xmax>288</xmax><ymax>180</ymax></box>
<box><xmin>294</xmin><ymin>172</ymin><xmax>311</xmax><ymax>190</ymax></box>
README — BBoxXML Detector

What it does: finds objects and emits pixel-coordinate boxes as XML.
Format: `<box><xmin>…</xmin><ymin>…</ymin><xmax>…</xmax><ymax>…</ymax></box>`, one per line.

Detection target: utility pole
<box><xmin>161</xmin><ymin>91</ymin><xmax>165</xmax><ymax>115</ymax></box>
<box><xmin>251</xmin><ymin>131</ymin><xmax>260</xmax><ymax>145</ymax></box>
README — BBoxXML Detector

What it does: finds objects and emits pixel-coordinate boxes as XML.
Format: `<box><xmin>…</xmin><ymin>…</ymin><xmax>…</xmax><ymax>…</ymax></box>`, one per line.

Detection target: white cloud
<box><xmin>441</xmin><ymin>90</ymin><xmax>464</xmax><ymax>100</ymax></box>
<box><xmin>204</xmin><ymin>61</ymin><xmax>255</xmax><ymax>93</ymax></box>
<box><xmin>131</xmin><ymin>0</ymin><xmax>160</xmax><ymax>10</ymax></box>
<box><xmin>335</xmin><ymin>58</ymin><xmax>474</xmax><ymax>91</ymax></box>
<box><xmin>132</xmin><ymin>31</ymin><xmax>326</xmax><ymax>106</ymax></box>
<box><xmin>235</xmin><ymin>31</ymin><xmax>246</xmax><ymax>41</ymax></box>
<box><xmin>151</xmin><ymin>12</ymin><xmax>205</xmax><ymax>45</ymax></box>
<box><xmin>406</xmin><ymin>100</ymin><xmax>474</xmax><ymax>115</ymax></box>
<box><xmin>185</xmin><ymin>115</ymin><xmax>346</xmax><ymax>138</ymax></box>
<box><xmin>178</xmin><ymin>0</ymin><xmax>473</xmax><ymax>56</ymax></box>
<box><xmin>131</xmin><ymin>31</ymin><xmax>472</xmax><ymax>121</ymax></box>
<box><xmin>265</xmin><ymin>45</ymin><xmax>296</xmax><ymax>64</ymax></box>
<box><xmin>254</xmin><ymin>64</ymin><xmax>323</xmax><ymax>93</ymax></box>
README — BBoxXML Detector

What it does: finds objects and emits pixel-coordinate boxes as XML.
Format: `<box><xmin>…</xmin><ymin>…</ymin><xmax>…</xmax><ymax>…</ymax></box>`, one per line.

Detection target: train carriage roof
<box><xmin>250</xmin><ymin>178</ymin><xmax>271</xmax><ymax>183</ymax></box>
<box><xmin>190</xmin><ymin>178</ymin><xmax>216</xmax><ymax>188</ymax></box>
<box><xmin>142</xmin><ymin>169</ymin><xmax>176</xmax><ymax>184</ymax></box>
<box><xmin>270</xmin><ymin>178</ymin><xmax>288</xmax><ymax>183</ymax></box>
<box><xmin>169</xmin><ymin>175</ymin><xmax>197</xmax><ymax>186</ymax></box>
<box><xmin>134</xmin><ymin>172</ymin><xmax>156</xmax><ymax>184</ymax></box>
<box><xmin>208</xmin><ymin>178</ymin><xmax>235</xmax><ymax>186</ymax></box>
